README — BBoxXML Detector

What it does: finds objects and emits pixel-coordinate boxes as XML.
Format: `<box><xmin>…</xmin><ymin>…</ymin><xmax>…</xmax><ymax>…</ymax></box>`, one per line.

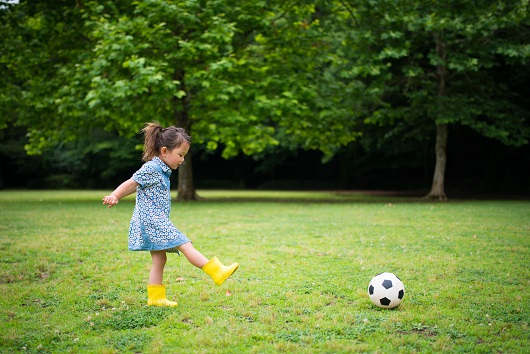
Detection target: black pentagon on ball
<box><xmin>369</xmin><ymin>285</ymin><xmax>374</xmax><ymax>295</ymax></box>
<box><xmin>382</xmin><ymin>279</ymin><xmax>393</xmax><ymax>289</ymax></box>
<box><xmin>398</xmin><ymin>289</ymin><xmax>404</xmax><ymax>299</ymax></box>
<box><xmin>380</xmin><ymin>297</ymin><xmax>391</xmax><ymax>306</ymax></box>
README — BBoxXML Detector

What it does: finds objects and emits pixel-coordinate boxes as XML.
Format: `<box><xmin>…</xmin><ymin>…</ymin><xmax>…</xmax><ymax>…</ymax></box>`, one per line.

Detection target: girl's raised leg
<box><xmin>177</xmin><ymin>243</ymin><xmax>239</xmax><ymax>286</ymax></box>
<box><xmin>177</xmin><ymin>242</ymin><xmax>208</xmax><ymax>268</ymax></box>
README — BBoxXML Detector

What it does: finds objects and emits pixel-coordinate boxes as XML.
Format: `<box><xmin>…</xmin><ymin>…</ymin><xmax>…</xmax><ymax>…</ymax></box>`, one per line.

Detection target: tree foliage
<box><xmin>1</xmin><ymin>0</ymin><xmax>528</xmax><ymax>199</ymax></box>
<box><xmin>1</xmin><ymin>0</ymin><xmax>370</xmax><ymax>199</ymax></box>
<box><xmin>337</xmin><ymin>0</ymin><xmax>530</xmax><ymax>199</ymax></box>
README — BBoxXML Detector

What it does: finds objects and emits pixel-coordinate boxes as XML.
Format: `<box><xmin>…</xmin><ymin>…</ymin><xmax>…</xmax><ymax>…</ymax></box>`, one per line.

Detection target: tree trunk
<box><xmin>174</xmin><ymin>68</ymin><xmax>199</xmax><ymax>201</ymax></box>
<box><xmin>426</xmin><ymin>124</ymin><xmax>448</xmax><ymax>200</ymax></box>
<box><xmin>426</xmin><ymin>34</ymin><xmax>449</xmax><ymax>201</ymax></box>
<box><xmin>177</xmin><ymin>152</ymin><xmax>199</xmax><ymax>201</ymax></box>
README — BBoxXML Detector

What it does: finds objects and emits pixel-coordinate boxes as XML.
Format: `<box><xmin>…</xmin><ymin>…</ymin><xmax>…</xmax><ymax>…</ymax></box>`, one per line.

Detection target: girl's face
<box><xmin>159</xmin><ymin>141</ymin><xmax>190</xmax><ymax>170</ymax></box>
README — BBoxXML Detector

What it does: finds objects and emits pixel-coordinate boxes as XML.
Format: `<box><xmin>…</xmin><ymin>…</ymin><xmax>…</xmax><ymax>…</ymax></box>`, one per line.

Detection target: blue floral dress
<box><xmin>128</xmin><ymin>156</ymin><xmax>191</xmax><ymax>253</ymax></box>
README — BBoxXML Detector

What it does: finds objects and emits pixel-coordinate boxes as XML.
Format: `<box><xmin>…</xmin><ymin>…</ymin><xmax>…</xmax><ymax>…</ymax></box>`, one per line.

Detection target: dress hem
<box><xmin>128</xmin><ymin>240</ymin><xmax>191</xmax><ymax>252</ymax></box>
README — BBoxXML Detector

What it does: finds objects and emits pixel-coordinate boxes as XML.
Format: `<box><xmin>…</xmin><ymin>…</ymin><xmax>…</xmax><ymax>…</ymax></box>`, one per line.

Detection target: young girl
<box><xmin>102</xmin><ymin>123</ymin><xmax>239</xmax><ymax>307</ymax></box>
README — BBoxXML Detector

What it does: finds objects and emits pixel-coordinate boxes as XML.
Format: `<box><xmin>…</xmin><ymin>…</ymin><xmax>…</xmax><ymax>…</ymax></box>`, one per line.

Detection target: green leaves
<box><xmin>1</xmin><ymin>0</ymin><xmax>528</xmax><ymax>193</ymax></box>
<box><xmin>346</xmin><ymin>0</ymin><xmax>530</xmax><ymax>145</ymax></box>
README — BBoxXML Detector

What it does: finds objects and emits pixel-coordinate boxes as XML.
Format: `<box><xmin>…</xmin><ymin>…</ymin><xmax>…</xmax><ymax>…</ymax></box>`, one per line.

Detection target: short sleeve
<box><xmin>131</xmin><ymin>164</ymin><xmax>159</xmax><ymax>188</ymax></box>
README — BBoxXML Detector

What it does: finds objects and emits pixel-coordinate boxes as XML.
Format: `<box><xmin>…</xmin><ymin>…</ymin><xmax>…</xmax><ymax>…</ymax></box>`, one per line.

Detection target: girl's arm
<box><xmin>102</xmin><ymin>179</ymin><xmax>139</xmax><ymax>208</ymax></box>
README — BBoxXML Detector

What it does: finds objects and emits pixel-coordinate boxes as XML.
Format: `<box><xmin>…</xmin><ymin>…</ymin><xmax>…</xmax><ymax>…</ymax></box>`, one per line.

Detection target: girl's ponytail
<box><xmin>142</xmin><ymin>122</ymin><xmax>163</xmax><ymax>162</ymax></box>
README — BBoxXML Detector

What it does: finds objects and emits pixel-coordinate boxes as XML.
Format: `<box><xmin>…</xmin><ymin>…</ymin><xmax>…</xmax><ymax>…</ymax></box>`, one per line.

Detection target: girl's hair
<box><xmin>141</xmin><ymin>122</ymin><xmax>191</xmax><ymax>162</ymax></box>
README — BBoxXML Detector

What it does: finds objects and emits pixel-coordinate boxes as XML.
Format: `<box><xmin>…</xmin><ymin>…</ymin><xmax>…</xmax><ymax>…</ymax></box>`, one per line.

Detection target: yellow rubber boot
<box><xmin>147</xmin><ymin>284</ymin><xmax>178</xmax><ymax>307</ymax></box>
<box><xmin>202</xmin><ymin>256</ymin><xmax>239</xmax><ymax>286</ymax></box>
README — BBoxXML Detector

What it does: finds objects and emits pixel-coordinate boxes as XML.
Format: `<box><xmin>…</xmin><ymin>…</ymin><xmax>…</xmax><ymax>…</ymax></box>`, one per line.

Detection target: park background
<box><xmin>1</xmin><ymin>0</ymin><xmax>529</xmax><ymax>199</ymax></box>
<box><xmin>1</xmin><ymin>2</ymin><xmax>529</xmax><ymax>353</ymax></box>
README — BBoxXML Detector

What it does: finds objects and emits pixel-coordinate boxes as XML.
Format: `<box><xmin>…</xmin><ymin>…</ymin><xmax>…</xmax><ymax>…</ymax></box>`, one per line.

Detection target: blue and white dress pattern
<box><xmin>128</xmin><ymin>156</ymin><xmax>190</xmax><ymax>252</ymax></box>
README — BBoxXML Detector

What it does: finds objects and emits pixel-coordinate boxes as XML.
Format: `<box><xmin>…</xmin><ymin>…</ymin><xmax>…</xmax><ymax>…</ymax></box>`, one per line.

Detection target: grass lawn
<box><xmin>0</xmin><ymin>190</ymin><xmax>528</xmax><ymax>353</ymax></box>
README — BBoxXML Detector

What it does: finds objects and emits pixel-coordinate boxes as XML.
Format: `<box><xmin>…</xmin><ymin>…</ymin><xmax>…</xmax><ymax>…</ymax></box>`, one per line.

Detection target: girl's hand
<box><xmin>102</xmin><ymin>195</ymin><xmax>119</xmax><ymax>208</ymax></box>
<box><xmin>102</xmin><ymin>179</ymin><xmax>138</xmax><ymax>208</ymax></box>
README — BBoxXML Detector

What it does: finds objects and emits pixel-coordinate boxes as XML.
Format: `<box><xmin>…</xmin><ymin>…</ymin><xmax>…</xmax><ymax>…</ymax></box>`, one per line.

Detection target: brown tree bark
<box><xmin>426</xmin><ymin>34</ymin><xmax>449</xmax><ymax>200</ymax></box>
<box><xmin>426</xmin><ymin>124</ymin><xmax>448</xmax><ymax>200</ymax></box>
<box><xmin>177</xmin><ymin>151</ymin><xmax>199</xmax><ymax>201</ymax></box>
<box><xmin>174</xmin><ymin>68</ymin><xmax>199</xmax><ymax>201</ymax></box>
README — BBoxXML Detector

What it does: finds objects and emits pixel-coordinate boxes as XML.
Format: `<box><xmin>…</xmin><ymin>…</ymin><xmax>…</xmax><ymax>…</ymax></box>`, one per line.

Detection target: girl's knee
<box><xmin>151</xmin><ymin>250</ymin><xmax>167</xmax><ymax>265</ymax></box>
<box><xmin>177</xmin><ymin>242</ymin><xmax>194</xmax><ymax>253</ymax></box>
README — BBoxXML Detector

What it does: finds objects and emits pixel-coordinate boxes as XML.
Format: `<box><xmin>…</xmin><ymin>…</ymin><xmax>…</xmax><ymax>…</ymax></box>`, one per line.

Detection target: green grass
<box><xmin>0</xmin><ymin>190</ymin><xmax>528</xmax><ymax>353</ymax></box>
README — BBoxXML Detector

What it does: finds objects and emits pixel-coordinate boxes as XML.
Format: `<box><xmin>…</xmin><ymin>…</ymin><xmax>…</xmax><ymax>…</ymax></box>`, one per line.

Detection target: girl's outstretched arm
<box><xmin>102</xmin><ymin>179</ymin><xmax>139</xmax><ymax>208</ymax></box>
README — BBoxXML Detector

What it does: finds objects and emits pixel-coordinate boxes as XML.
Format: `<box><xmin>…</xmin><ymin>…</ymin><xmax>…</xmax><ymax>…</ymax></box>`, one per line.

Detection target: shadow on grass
<box><xmin>193</xmin><ymin>190</ymin><xmax>427</xmax><ymax>204</ymax></box>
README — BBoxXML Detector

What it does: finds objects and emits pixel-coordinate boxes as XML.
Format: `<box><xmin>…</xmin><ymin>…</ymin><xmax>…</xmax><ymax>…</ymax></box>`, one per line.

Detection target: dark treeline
<box><xmin>1</xmin><ymin>123</ymin><xmax>528</xmax><ymax>196</ymax></box>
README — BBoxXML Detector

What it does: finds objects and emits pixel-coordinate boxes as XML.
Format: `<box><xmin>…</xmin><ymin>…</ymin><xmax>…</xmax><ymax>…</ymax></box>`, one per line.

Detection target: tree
<box><xmin>1</xmin><ymin>0</ymin><xmax>281</xmax><ymax>199</ymax></box>
<box><xmin>338</xmin><ymin>0</ymin><xmax>530</xmax><ymax>199</ymax></box>
<box><xmin>3</xmin><ymin>0</ymin><xmax>370</xmax><ymax>199</ymax></box>
<box><xmin>50</xmin><ymin>0</ymin><xmax>247</xmax><ymax>200</ymax></box>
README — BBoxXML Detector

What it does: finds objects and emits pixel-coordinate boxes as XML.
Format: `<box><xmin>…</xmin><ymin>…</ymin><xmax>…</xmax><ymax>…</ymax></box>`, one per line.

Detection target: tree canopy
<box><xmin>1</xmin><ymin>0</ymin><xmax>528</xmax><ymax>199</ymax></box>
<box><xmin>338</xmin><ymin>0</ymin><xmax>530</xmax><ymax>199</ymax></box>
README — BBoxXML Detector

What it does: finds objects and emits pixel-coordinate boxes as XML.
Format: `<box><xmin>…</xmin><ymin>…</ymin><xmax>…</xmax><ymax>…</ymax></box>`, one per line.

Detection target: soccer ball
<box><xmin>368</xmin><ymin>272</ymin><xmax>405</xmax><ymax>309</ymax></box>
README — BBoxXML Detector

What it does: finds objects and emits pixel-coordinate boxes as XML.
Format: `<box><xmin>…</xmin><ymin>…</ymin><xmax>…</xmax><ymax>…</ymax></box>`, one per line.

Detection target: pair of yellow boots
<box><xmin>147</xmin><ymin>256</ymin><xmax>238</xmax><ymax>307</ymax></box>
